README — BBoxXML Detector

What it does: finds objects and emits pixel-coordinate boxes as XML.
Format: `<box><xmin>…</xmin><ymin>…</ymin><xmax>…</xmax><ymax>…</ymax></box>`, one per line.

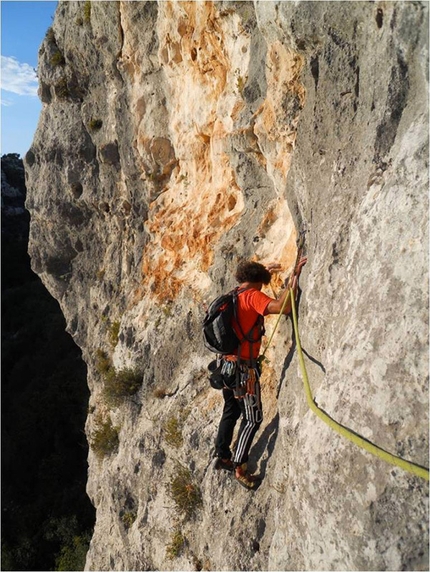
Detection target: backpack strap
<box><xmin>233</xmin><ymin>287</ymin><xmax>264</xmax><ymax>387</ymax></box>
<box><xmin>232</xmin><ymin>287</ymin><xmax>264</xmax><ymax>346</ymax></box>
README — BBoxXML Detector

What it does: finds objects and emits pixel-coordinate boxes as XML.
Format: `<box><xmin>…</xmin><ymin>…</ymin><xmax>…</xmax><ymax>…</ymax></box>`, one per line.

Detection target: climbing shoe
<box><xmin>214</xmin><ymin>458</ymin><xmax>234</xmax><ymax>472</ymax></box>
<box><xmin>234</xmin><ymin>463</ymin><xmax>261</xmax><ymax>490</ymax></box>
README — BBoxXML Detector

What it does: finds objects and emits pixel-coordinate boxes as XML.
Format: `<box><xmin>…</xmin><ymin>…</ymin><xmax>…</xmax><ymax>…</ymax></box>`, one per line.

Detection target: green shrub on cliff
<box><xmin>83</xmin><ymin>1</ymin><xmax>91</xmax><ymax>23</ymax></box>
<box><xmin>120</xmin><ymin>510</ymin><xmax>137</xmax><ymax>531</ymax></box>
<box><xmin>108</xmin><ymin>320</ymin><xmax>120</xmax><ymax>347</ymax></box>
<box><xmin>168</xmin><ymin>464</ymin><xmax>202</xmax><ymax>520</ymax></box>
<box><xmin>95</xmin><ymin>349</ymin><xmax>111</xmax><ymax>374</ymax></box>
<box><xmin>88</xmin><ymin>118</ymin><xmax>103</xmax><ymax>132</ymax></box>
<box><xmin>166</xmin><ymin>528</ymin><xmax>186</xmax><ymax>560</ymax></box>
<box><xmin>46</xmin><ymin>27</ymin><xmax>55</xmax><ymax>42</ymax></box>
<box><xmin>50</xmin><ymin>51</ymin><xmax>65</xmax><ymax>66</ymax></box>
<box><xmin>163</xmin><ymin>408</ymin><xmax>190</xmax><ymax>448</ymax></box>
<box><xmin>95</xmin><ymin>349</ymin><xmax>143</xmax><ymax>406</ymax></box>
<box><xmin>163</xmin><ymin>416</ymin><xmax>183</xmax><ymax>448</ymax></box>
<box><xmin>103</xmin><ymin>367</ymin><xmax>143</xmax><ymax>406</ymax></box>
<box><xmin>90</xmin><ymin>416</ymin><xmax>119</xmax><ymax>458</ymax></box>
<box><xmin>54</xmin><ymin>78</ymin><xmax>69</xmax><ymax>98</ymax></box>
<box><xmin>55</xmin><ymin>532</ymin><xmax>91</xmax><ymax>571</ymax></box>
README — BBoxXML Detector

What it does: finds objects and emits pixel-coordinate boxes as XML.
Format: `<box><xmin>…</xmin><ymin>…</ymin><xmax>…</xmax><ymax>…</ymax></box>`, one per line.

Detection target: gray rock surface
<box><xmin>25</xmin><ymin>1</ymin><xmax>428</xmax><ymax>570</ymax></box>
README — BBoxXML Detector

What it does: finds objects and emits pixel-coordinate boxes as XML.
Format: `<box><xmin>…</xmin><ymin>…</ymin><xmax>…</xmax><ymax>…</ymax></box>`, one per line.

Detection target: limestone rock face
<box><xmin>25</xmin><ymin>1</ymin><xmax>428</xmax><ymax>570</ymax></box>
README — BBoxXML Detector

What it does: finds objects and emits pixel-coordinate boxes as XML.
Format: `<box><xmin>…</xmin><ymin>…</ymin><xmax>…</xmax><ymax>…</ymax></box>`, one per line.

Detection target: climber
<box><xmin>214</xmin><ymin>256</ymin><xmax>307</xmax><ymax>489</ymax></box>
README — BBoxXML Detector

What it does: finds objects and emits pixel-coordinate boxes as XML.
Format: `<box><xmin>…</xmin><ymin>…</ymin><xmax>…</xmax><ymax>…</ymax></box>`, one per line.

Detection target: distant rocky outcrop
<box><xmin>24</xmin><ymin>1</ymin><xmax>428</xmax><ymax>571</ymax></box>
<box><xmin>1</xmin><ymin>153</ymin><xmax>29</xmax><ymax>242</ymax></box>
<box><xmin>1</xmin><ymin>154</ymin><xmax>95</xmax><ymax>571</ymax></box>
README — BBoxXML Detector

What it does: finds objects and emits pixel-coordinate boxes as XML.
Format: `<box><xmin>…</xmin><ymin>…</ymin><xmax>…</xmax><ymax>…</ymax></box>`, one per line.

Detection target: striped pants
<box><xmin>215</xmin><ymin>368</ymin><xmax>263</xmax><ymax>466</ymax></box>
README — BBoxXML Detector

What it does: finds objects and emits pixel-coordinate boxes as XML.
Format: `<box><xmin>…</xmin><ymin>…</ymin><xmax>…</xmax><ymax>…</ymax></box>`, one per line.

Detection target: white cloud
<box><xmin>1</xmin><ymin>55</ymin><xmax>38</xmax><ymax>97</ymax></box>
<box><xmin>1</xmin><ymin>97</ymin><xmax>14</xmax><ymax>106</ymax></box>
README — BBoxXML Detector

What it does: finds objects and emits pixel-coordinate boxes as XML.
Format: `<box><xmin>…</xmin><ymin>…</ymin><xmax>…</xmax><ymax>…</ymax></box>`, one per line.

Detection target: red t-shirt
<box><xmin>232</xmin><ymin>288</ymin><xmax>272</xmax><ymax>360</ymax></box>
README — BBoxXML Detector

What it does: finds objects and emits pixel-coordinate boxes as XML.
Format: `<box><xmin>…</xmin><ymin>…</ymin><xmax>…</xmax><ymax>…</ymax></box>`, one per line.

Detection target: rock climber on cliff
<box><xmin>214</xmin><ymin>255</ymin><xmax>307</xmax><ymax>489</ymax></box>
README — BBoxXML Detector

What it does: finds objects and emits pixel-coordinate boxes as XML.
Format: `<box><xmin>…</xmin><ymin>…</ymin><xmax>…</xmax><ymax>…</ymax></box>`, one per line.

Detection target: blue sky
<box><xmin>1</xmin><ymin>1</ymin><xmax>58</xmax><ymax>157</ymax></box>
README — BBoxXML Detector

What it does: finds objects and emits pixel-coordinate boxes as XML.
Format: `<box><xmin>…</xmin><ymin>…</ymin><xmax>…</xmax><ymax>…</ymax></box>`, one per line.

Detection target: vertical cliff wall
<box><xmin>24</xmin><ymin>1</ymin><xmax>428</xmax><ymax>570</ymax></box>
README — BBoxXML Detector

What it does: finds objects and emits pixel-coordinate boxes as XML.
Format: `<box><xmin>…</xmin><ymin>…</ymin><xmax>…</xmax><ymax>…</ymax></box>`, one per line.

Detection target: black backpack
<box><xmin>203</xmin><ymin>287</ymin><xmax>262</xmax><ymax>355</ymax></box>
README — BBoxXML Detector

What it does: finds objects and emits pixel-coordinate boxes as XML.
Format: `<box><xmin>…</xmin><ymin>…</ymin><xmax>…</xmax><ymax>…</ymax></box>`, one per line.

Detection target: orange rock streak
<box><xmin>137</xmin><ymin>2</ymin><xmax>249</xmax><ymax>302</ymax></box>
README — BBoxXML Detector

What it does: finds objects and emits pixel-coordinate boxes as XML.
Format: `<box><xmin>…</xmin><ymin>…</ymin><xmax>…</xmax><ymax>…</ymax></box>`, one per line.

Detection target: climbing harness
<box><xmin>289</xmin><ymin>287</ymin><xmax>430</xmax><ymax>481</ymax></box>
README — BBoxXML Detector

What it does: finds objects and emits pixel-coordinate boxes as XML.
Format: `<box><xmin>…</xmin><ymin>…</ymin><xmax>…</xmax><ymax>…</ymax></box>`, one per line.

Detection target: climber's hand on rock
<box><xmin>284</xmin><ymin>257</ymin><xmax>307</xmax><ymax>288</ymax></box>
<box><xmin>266</xmin><ymin>262</ymin><xmax>282</xmax><ymax>274</ymax></box>
<box><xmin>296</xmin><ymin>256</ymin><xmax>308</xmax><ymax>274</ymax></box>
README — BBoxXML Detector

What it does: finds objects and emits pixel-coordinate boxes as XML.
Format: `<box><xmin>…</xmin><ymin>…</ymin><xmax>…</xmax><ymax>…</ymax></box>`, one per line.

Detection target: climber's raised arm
<box><xmin>265</xmin><ymin>256</ymin><xmax>307</xmax><ymax>315</ymax></box>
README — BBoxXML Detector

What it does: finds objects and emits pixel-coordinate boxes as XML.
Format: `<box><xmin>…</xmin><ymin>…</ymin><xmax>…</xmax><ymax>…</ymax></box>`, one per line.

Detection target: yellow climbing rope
<box><xmin>289</xmin><ymin>288</ymin><xmax>429</xmax><ymax>481</ymax></box>
<box><xmin>260</xmin><ymin>289</ymin><xmax>291</xmax><ymax>362</ymax></box>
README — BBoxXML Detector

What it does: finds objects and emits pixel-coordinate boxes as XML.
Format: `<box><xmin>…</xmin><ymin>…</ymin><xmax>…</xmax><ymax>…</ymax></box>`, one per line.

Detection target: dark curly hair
<box><xmin>235</xmin><ymin>260</ymin><xmax>271</xmax><ymax>285</ymax></box>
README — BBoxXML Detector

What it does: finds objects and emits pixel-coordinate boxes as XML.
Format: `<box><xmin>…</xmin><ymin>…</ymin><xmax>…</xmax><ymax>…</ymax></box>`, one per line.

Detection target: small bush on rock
<box><xmin>103</xmin><ymin>367</ymin><xmax>143</xmax><ymax>406</ymax></box>
<box><xmin>54</xmin><ymin>78</ymin><xmax>69</xmax><ymax>99</ymax></box>
<box><xmin>108</xmin><ymin>320</ymin><xmax>120</xmax><ymax>348</ymax></box>
<box><xmin>83</xmin><ymin>1</ymin><xmax>91</xmax><ymax>23</ymax></box>
<box><xmin>88</xmin><ymin>118</ymin><xmax>103</xmax><ymax>131</ymax></box>
<box><xmin>120</xmin><ymin>510</ymin><xmax>137</xmax><ymax>531</ymax></box>
<box><xmin>163</xmin><ymin>416</ymin><xmax>183</xmax><ymax>448</ymax></box>
<box><xmin>166</xmin><ymin>528</ymin><xmax>186</xmax><ymax>560</ymax></box>
<box><xmin>55</xmin><ymin>531</ymin><xmax>92</xmax><ymax>571</ymax></box>
<box><xmin>95</xmin><ymin>349</ymin><xmax>143</xmax><ymax>406</ymax></box>
<box><xmin>163</xmin><ymin>408</ymin><xmax>191</xmax><ymax>448</ymax></box>
<box><xmin>95</xmin><ymin>349</ymin><xmax>111</xmax><ymax>375</ymax></box>
<box><xmin>90</xmin><ymin>416</ymin><xmax>119</xmax><ymax>459</ymax></box>
<box><xmin>50</xmin><ymin>51</ymin><xmax>65</xmax><ymax>66</ymax></box>
<box><xmin>168</xmin><ymin>464</ymin><xmax>202</xmax><ymax>520</ymax></box>
<box><xmin>46</xmin><ymin>27</ymin><xmax>56</xmax><ymax>42</ymax></box>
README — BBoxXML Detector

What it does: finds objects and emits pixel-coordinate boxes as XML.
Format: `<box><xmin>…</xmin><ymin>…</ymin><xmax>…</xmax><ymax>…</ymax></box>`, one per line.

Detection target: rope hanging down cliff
<box><xmin>260</xmin><ymin>232</ymin><xmax>428</xmax><ymax>480</ymax></box>
<box><xmin>289</xmin><ymin>287</ymin><xmax>429</xmax><ymax>481</ymax></box>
